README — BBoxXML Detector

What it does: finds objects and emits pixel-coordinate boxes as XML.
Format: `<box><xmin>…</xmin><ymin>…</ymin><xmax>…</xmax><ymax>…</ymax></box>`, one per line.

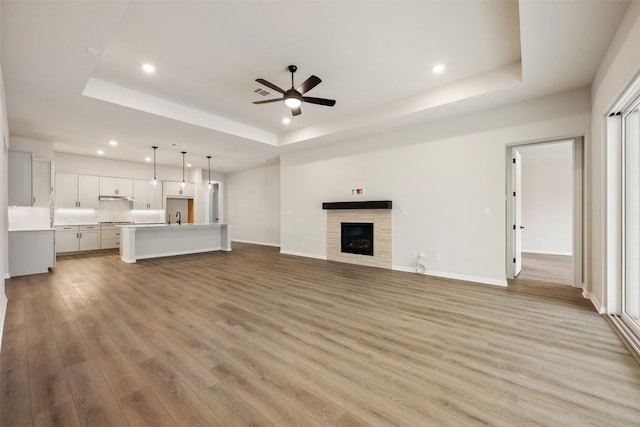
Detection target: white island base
<box><xmin>120</xmin><ymin>223</ymin><xmax>231</xmax><ymax>263</ymax></box>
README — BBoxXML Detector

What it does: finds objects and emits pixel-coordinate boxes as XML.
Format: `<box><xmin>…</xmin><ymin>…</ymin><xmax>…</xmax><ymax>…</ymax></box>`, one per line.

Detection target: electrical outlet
<box><xmin>435</xmin><ymin>252</ymin><xmax>441</xmax><ymax>260</ymax></box>
<box><xmin>411</xmin><ymin>251</ymin><xmax>417</xmax><ymax>257</ymax></box>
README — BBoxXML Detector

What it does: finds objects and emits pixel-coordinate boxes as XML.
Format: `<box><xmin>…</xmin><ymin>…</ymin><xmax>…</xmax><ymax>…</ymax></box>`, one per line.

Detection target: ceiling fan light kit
<box><xmin>254</xmin><ymin>64</ymin><xmax>336</xmax><ymax>116</ymax></box>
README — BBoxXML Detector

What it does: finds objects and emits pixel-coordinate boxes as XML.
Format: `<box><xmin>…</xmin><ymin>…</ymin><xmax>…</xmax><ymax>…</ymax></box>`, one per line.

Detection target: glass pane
<box><xmin>625</xmin><ymin>103</ymin><xmax>640</xmax><ymax>327</ymax></box>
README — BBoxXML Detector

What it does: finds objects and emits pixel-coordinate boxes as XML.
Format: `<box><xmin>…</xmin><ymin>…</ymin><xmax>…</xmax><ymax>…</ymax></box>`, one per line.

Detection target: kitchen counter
<box><xmin>119</xmin><ymin>223</ymin><xmax>231</xmax><ymax>263</ymax></box>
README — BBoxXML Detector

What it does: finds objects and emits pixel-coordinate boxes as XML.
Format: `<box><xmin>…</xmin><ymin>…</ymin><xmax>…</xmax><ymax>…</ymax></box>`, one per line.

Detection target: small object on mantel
<box><xmin>322</xmin><ymin>201</ymin><xmax>392</xmax><ymax>210</ymax></box>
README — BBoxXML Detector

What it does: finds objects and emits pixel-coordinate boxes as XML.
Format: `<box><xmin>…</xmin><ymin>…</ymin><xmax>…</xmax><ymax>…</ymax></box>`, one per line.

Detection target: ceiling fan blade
<box><xmin>291</xmin><ymin>106</ymin><xmax>302</xmax><ymax>116</ymax></box>
<box><xmin>256</xmin><ymin>78</ymin><xmax>285</xmax><ymax>94</ymax></box>
<box><xmin>253</xmin><ymin>98</ymin><xmax>283</xmax><ymax>104</ymax></box>
<box><xmin>297</xmin><ymin>75</ymin><xmax>322</xmax><ymax>94</ymax></box>
<box><xmin>302</xmin><ymin>96</ymin><xmax>336</xmax><ymax>107</ymax></box>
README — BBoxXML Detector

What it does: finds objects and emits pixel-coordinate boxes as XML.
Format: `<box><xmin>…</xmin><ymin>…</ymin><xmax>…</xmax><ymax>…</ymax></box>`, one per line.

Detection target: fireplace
<box><xmin>341</xmin><ymin>222</ymin><xmax>374</xmax><ymax>256</ymax></box>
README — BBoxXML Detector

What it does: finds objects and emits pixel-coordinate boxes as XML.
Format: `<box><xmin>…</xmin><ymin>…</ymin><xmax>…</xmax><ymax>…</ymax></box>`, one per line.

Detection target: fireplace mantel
<box><xmin>322</xmin><ymin>200</ymin><xmax>392</xmax><ymax>210</ymax></box>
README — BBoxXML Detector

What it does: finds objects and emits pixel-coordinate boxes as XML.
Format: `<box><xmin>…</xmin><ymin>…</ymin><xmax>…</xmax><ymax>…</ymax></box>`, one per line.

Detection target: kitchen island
<box><xmin>119</xmin><ymin>223</ymin><xmax>231</xmax><ymax>263</ymax></box>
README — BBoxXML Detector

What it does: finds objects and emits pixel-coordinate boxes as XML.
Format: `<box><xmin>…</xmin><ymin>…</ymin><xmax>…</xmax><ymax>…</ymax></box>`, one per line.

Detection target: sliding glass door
<box><xmin>624</xmin><ymin>96</ymin><xmax>640</xmax><ymax>337</ymax></box>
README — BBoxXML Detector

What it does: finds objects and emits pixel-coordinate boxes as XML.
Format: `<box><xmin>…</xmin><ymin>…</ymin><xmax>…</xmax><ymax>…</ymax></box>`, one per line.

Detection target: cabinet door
<box><xmin>55</xmin><ymin>173</ymin><xmax>78</xmax><ymax>208</ymax></box>
<box><xmin>55</xmin><ymin>231</ymin><xmax>78</xmax><ymax>253</ymax></box>
<box><xmin>164</xmin><ymin>181</ymin><xmax>181</xmax><ymax>197</ymax></box>
<box><xmin>149</xmin><ymin>183</ymin><xmax>163</xmax><ymax>209</ymax></box>
<box><xmin>117</xmin><ymin>178</ymin><xmax>133</xmax><ymax>198</ymax></box>
<box><xmin>183</xmin><ymin>182</ymin><xmax>195</xmax><ymax>197</ymax></box>
<box><xmin>32</xmin><ymin>159</ymin><xmax>52</xmax><ymax>207</ymax></box>
<box><xmin>99</xmin><ymin>176</ymin><xmax>118</xmax><ymax>196</ymax></box>
<box><xmin>164</xmin><ymin>181</ymin><xmax>194</xmax><ymax>197</ymax></box>
<box><xmin>78</xmin><ymin>230</ymin><xmax>100</xmax><ymax>251</ymax></box>
<box><xmin>133</xmin><ymin>179</ymin><xmax>151</xmax><ymax>209</ymax></box>
<box><xmin>8</xmin><ymin>151</ymin><xmax>33</xmax><ymax>206</ymax></box>
<box><xmin>78</xmin><ymin>175</ymin><xmax>99</xmax><ymax>209</ymax></box>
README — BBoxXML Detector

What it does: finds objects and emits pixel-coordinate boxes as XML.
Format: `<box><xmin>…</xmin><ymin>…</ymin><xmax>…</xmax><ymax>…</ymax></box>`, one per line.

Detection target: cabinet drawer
<box><xmin>101</xmin><ymin>237</ymin><xmax>120</xmax><ymax>249</ymax></box>
<box><xmin>101</xmin><ymin>229</ymin><xmax>120</xmax><ymax>239</ymax></box>
<box><xmin>55</xmin><ymin>225</ymin><xmax>78</xmax><ymax>232</ymax></box>
<box><xmin>80</xmin><ymin>225</ymin><xmax>98</xmax><ymax>231</ymax></box>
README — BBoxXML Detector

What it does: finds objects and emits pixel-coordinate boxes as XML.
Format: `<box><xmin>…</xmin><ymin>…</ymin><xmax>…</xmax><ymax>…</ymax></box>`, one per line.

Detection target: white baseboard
<box><xmin>583</xmin><ymin>291</ymin><xmax>605</xmax><ymax>313</ymax></box>
<box><xmin>3</xmin><ymin>274</ymin><xmax>9</xmax><ymax>280</ymax></box>
<box><xmin>392</xmin><ymin>265</ymin><xmax>415</xmax><ymax>273</ymax></box>
<box><xmin>522</xmin><ymin>249</ymin><xmax>573</xmax><ymax>256</ymax></box>
<box><xmin>280</xmin><ymin>249</ymin><xmax>327</xmax><ymax>260</ymax></box>
<box><xmin>232</xmin><ymin>239</ymin><xmax>280</xmax><ymax>248</ymax></box>
<box><xmin>0</xmin><ymin>292</ymin><xmax>7</xmax><ymax>353</ymax></box>
<box><xmin>392</xmin><ymin>265</ymin><xmax>508</xmax><ymax>287</ymax></box>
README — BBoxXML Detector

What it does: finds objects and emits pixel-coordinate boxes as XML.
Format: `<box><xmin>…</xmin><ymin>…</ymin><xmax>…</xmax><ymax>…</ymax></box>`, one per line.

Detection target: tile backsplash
<box><xmin>55</xmin><ymin>200</ymin><xmax>165</xmax><ymax>224</ymax></box>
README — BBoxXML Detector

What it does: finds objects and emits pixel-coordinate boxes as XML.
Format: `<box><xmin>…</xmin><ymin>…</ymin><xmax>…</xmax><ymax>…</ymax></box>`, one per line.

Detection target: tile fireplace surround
<box><xmin>324</xmin><ymin>201</ymin><xmax>392</xmax><ymax>269</ymax></box>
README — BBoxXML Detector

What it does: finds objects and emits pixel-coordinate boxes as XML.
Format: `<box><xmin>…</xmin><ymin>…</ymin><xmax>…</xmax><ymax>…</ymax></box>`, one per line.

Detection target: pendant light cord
<box><xmin>152</xmin><ymin>146</ymin><xmax>158</xmax><ymax>180</ymax></box>
<box><xmin>181</xmin><ymin>151</ymin><xmax>186</xmax><ymax>183</ymax></box>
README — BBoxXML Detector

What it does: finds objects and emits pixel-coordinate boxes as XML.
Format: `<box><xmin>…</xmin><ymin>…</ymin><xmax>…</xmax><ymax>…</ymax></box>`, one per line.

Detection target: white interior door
<box><xmin>514</xmin><ymin>149</ymin><xmax>523</xmax><ymax>277</ymax></box>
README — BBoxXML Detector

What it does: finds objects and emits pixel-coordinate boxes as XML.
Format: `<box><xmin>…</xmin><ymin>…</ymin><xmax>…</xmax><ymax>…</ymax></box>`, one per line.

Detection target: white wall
<box><xmin>591</xmin><ymin>0</ymin><xmax>640</xmax><ymax>312</ymax></box>
<box><xmin>9</xmin><ymin>136</ymin><xmax>54</xmax><ymax>161</ymax></box>
<box><xmin>519</xmin><ymin>141</ymin><xmax>573</xmax><ymax>255</ymax></box>
<box><xmin>280</xmin><ymin>89</ymin><xmax>590</xmax><ymax>286</ymax></box>
<box><xmin>55</xmin><ymin>152</ymin><xmax>192</xmax><ymax>182</ymax></box>
<box><xmin>225</xmin><ymin>164</ymin><xmax>280</xmax><ymax>246</ymax></box>
<box><xmin>0</xmin><ymin>62</ymin><xmax>10</xmax><ymax>350</ymax></box>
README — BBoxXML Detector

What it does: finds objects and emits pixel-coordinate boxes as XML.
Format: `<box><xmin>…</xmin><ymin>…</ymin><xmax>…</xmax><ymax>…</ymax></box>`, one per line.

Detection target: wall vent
<box><xmin>253</xmin><ymin>88</ymin><xmax>271</xmax><ymax>97</ymax></box>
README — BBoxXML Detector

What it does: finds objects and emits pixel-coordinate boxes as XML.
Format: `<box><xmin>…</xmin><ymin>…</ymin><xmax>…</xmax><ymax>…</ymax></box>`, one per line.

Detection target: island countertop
<box><xmin>119</xmin><ymin>223</ymin><xmax>231</xmax><ymax>263</ymax></box>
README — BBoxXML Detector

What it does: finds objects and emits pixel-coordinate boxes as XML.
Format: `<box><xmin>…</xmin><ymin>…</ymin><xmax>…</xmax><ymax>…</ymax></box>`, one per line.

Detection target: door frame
<box><xmin>505</xmin><ymin>137</ymin><xmax>584</xmax><ymax>287</ymax></box>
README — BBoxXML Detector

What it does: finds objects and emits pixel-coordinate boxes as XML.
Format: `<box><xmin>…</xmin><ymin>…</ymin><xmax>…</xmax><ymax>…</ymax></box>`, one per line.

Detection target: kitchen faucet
<box><xmin>176</xmin><ymin>211</ymin><xmax>182</xmax><ymax>225</ymax></box>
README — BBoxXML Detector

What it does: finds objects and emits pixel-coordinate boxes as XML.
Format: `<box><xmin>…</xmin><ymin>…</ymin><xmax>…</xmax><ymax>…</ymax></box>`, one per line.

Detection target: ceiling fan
<box><xmin>253</xmin><ymin>65</ymin><xmax>336</xmax><ymax>116</ymax></box>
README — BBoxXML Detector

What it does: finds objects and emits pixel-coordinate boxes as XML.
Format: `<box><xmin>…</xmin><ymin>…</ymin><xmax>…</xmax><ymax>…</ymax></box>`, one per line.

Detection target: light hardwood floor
<box><xmin>2</xmin><ymin>243</ymin><xmax>640</xmax><ymax>426</ymax></box>
<box><xmin>515</xmin><ymin>253</ymin><xmax>574</xmax><ymax>286</ymax></box>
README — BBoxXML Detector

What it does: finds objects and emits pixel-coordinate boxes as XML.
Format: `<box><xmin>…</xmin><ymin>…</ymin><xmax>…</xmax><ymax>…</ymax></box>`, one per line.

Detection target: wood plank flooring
<box><xmin>2</xmin><ymin>243</ymin><xmax>640</xmax><ymax>426</ymax></box>
<box><xmin>514</xmin><ymin>253</ymin><xmax>574</xmax><ymax>286</ymax></box>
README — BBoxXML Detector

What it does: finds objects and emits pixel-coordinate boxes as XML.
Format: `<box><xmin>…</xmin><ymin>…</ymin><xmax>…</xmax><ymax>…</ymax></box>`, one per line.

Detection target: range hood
<box><xmin>99</xmin><ymin>195</ymin><xmax>135</xmax><ymax>202</ymax></box>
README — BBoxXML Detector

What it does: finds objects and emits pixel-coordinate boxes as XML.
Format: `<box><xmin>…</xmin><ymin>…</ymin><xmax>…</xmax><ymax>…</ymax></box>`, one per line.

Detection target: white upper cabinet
<box><xmin>99</xmin><ymin>177</ymin><xmax>133</xmax><ymax>198</ymax></box>
<box><xmin>164</xmin><ymin>181</ymin><xmax>195</xmax><ymax>198</ymax></box>
<box><xmin>55</xmin><ymin>173</ymin><xmax>99</xmax><ymax>209</ymax></box>
<box><xmin>78</xmin><ymin>175</ymin><xmax>99</xmax><ymax>208</ymax></box>
<box><xmin>133</xmin><ymin>179</ymin><xmax>163</xmax><ymax>210</ymax></box>
<box><xmin>54</xmin><ymin>173</ymin><xmax>77</xmax><ymax>208</ymax></box>
<box><xmin>32</xmin><ymin>159</ymin><xmax>52</xmax><ymax>207</ymax></box>
<box><xmin>8</xmin><ymin>151</ymin><xmax>33</xmax><ymax>206</ymax></box>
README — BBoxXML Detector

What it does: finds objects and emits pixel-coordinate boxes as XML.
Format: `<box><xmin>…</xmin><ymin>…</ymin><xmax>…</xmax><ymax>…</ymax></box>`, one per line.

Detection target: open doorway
<box><xmin>506</xmin><ymin>138</ymin><xmax>583</xmax><ymax>288</ymax></box>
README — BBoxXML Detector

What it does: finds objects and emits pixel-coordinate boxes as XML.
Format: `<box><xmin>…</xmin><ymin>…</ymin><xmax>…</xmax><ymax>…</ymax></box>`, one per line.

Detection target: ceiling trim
<box><xmin>82</xmin><ymin>78</ymin><xmax>278</xmax><ymax>146</ymax></box>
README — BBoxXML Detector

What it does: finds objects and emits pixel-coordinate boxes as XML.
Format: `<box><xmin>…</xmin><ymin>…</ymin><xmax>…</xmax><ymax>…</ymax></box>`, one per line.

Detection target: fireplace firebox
<box><xmin>341</xmin><ymin>222</ymin><xmax>374</xmax><ymax>256</ymax></box>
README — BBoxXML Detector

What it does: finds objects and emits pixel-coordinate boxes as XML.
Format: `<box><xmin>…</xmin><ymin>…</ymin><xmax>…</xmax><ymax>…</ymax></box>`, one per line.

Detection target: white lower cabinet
<box><xmin>100</xmin><ymin>225</ymin><xmax>120</xmax><ymax>249</ymax></box>
<box><xmin>55</xmin><ymin>225</ymin><xmax>100</xmax><ymax>253</ymax></box>
<box><xmin>9</xmin><ymin>230</ymin><xmax>56</xmax><ymax>276</ymax></box>
<box><xmin>79</xmin><ymin>226</ymin><xmax>100</xmax><ymax>251</ymax></box>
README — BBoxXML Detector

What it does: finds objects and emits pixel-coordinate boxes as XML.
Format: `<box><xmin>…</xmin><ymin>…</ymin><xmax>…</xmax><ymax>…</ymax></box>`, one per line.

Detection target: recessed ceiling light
<box><xmin>282</xmin><ymin>118</ymin><xmax>291</xmax><ymax>124</ymax></box>
<box><xmin>432</xmin><ymin>63</ymin><xmax>446</xmax><ymax>74</ymax></box>
<box><xmin>142</xmin><ymin>63</ymin><xmax>156</xmax><ymax>74</ymax></box>
<box><xmin>261</xmin><ymin>159</ymin><xmax>267</xmax><ymax>163</ymax></box>
<box><xmin>97</xmin><ymin>150</ymin><xmax>104</xmax><ymax>155</ymax></box>
<box><xmin>145</xmin><ymin>157</ymin><xmax>152</xmax><ymax>162</ymax></box>
<box><xmin>109</xmin><ymin>139</ymin><xmax>118</xmax><ymax>146</ymax></box>
<box><xmin>187</xmin><ymin>163</ymin><xmax>192</xmax><ymax>168</ymax></box>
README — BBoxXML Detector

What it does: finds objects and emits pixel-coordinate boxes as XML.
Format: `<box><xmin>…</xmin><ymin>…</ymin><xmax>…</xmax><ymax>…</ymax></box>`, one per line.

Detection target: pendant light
<box><xmin>150</xmin><ymin>146</ymin><xmax>158</xmax><ymax>188</ymax></box>
<box><xmin>181</xmin><ymin>151</ymin><xmax>187</xmax><ymax>188</ymax></box>
<box><xmin>207</xmin><ymin>155</ymin><xmax>212</xmax><ymax>190</ymax></box>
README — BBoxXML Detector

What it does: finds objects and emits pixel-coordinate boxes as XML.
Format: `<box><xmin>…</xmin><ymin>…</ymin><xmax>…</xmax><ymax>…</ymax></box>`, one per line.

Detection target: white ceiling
<box><xmin>0</xmin><ymin>0</ymin><xmax>629</xmax><ymax>173</ymax></box>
